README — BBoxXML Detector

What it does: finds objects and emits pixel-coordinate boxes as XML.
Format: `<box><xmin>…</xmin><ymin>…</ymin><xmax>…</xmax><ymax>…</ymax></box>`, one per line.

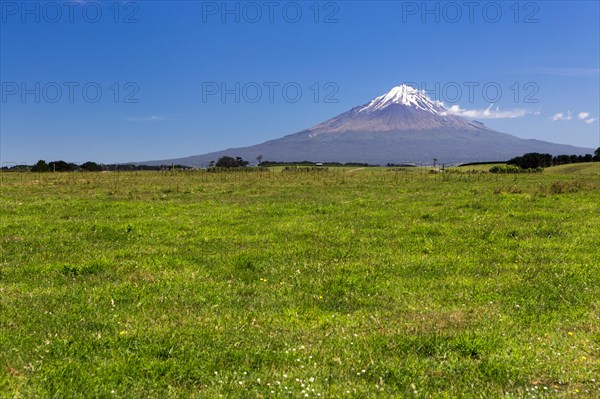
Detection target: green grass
<box><xmin>545</xmin><ymin>163</ymin><xmax>600</xmax><ymax>176</ymax></box>
<box><xmin>1</xmin><ymin>170</ymin><xmax>599</xmax><ymax>398</ymax></box>
<box><xmin>453</xmin><ymin>164</ymin><xmax>506</xmax><ymax>172</ymax></box>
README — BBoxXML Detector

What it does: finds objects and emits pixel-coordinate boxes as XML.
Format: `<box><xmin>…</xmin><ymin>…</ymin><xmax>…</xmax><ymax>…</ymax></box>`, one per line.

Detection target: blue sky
<box><xmin>1</xmin><ymin>0</ymin><xmax>599</xmax><ymax>164</ymax></box>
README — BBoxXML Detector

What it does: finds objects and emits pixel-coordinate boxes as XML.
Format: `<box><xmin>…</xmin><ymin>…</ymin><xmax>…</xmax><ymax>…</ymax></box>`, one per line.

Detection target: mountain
<box><xmin>139</xmin><ymin>85</ymin><xmax>593</xmax><ymax>166</ymax></box>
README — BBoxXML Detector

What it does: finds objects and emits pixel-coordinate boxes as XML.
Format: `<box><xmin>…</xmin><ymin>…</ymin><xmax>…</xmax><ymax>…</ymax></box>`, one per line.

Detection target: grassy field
<box><xmin>1</xmin><ymin>169</ymin><xmax>599</xmax><ymax>398</ymax></box>
<box><xmin>452</xmin><ymin>163</ymin><xmax>600</xmax><ymax>175</ymax></box>
<box><xmin>544</xmin><ymin>163</ymin><xmax>600</xmax><ymax>176</ymax></box>
<box><xmin>453</xmin><ymin>164</ymin><xmax>506</xmax><ymax>173</ymax></box>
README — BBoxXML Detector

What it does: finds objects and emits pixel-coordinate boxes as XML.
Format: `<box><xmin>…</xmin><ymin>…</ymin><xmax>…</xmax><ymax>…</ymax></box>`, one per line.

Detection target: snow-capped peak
<box><xmin>359</xmin><ymin>84</ymin><xmax>445</xmax><ymax>114</ymax></box>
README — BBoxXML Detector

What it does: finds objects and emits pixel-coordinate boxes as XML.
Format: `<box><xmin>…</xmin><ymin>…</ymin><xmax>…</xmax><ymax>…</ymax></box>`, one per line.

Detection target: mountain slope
<box><xmin>139</xmin><ymin>85</ymin><xmax>594</xmax><ymax>166</ymax></box>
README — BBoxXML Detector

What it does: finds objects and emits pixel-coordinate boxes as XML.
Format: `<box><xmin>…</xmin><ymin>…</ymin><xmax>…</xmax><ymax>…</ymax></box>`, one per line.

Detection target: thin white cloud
<box><xmin>551</xmin><ymin>111</ymin><xmax>598</xmax><ymax>124</ymax></box>
<box><xmin>551</xmin><ymin>111</ymin><xmax>572</xmax><ymax>121</ymax></box>
<box><xmin>443</xmin><ymin>104</ymin><xmax>531</xmax><ymax>119</ymax></box>
<box><xmin>578</xmin><ymin>112</ymin><xmax>590</xmax><ymax>120</ymax></box>
<box><xmin>126</xmin><ymin>115</ymin><xmax>167</xmax><ymax>122</ymax></box>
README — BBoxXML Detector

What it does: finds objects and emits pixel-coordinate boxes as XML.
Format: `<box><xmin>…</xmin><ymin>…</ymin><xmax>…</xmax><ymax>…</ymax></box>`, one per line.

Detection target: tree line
<box><xmin>1</xmin><ymin>160</ymin><xmax>193</xmax><ymax>172</ymax></box>
<box><xmin>507</xmin><ymin>148</ymin><xmax>600</xmax><ymax>169</ymax></box>
<box><xmin>4</xmin><ymin>150</ymin><xmax>599</xmax><ymax>172</ymax></box>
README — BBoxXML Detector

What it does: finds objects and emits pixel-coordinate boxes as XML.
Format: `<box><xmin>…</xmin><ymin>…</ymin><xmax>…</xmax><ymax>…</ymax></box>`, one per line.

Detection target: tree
<box><xmin>508</xmin><ymin>153</ymin><xmax>553</xmax><ymax>169</ymax></box>
<box><xmin>31</xmin><ymin>160</ymin><xmax>50</xmax><ymax>172</ymax></box>
<box><xmin>256</xmin><ymin>154</ymin><xmax>264</xmax><ymax>165</ymax></box>
<box><xmin>48</xmin><ymin>160</ymin><xmax>77</xmax><ymax>172</ymax></box>
<box><xmin>216</xmin><ymin>156</ymin><xmax>237</xmax><ymax>168</ymax></box>
<box><xmin>553</xmin><ymin>154</ymin><xmax>571</xmax><ymax>165</ymax></box>
<box><xmin>80</xmin><ymin>161</ymin><xmax>101</xmax><ymax>172</ymax></box>
<box><xmin>215</xmin><ymin>156</ymin><xmax>249</xmax><ymax>168</ymax></box>
<box><xmin>594</xmin><ymin>147</ymin><xmax>600</xmax><ymax>161</ymax></box>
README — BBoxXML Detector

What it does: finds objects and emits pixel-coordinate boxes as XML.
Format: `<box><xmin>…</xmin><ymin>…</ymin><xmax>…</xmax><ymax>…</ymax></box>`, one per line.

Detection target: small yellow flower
<box><xmin>568</xmin><ymin>332</ymin><xmax>573</xmax><ymax>336</ymax></box>
<box><xmin>319</xmin><ymin>296</ymin><xmax>323</xmax><ymax>299</ymax></box>
<box><xmin>119</xmin><ymin>330</ymin><xmax>126</xmax><ymax>336</ymax></box>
